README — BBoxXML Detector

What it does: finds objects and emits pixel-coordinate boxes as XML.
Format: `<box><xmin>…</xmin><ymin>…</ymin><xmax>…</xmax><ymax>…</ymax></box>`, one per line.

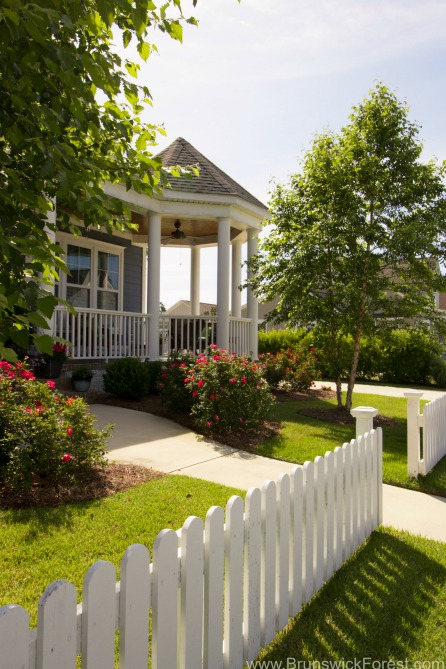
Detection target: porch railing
<box><xmin>52</xmin><ymin>308</ymin><xmax>252</xmax><ymax>360</ymax></box>
<box><xmin>52</xmin><ymin>307</ymin><xmax>150</xmax><ymax>360</ymax></box>
<box><xmin>160</xmin><ymin>316</ymin><xmax>252</xmax><ymax>357</ymax></box>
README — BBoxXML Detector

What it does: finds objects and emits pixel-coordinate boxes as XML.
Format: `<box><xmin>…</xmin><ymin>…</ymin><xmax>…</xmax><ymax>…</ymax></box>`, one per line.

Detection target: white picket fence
<box><xmin>405</xmin><ymin>391</ymin><xmax>446</xmax><ymax>477</ymax></box>
<box><xmin>0</xmin><ymin>429</ymin><xmax>383</xmax><ymax>669</ymax></box>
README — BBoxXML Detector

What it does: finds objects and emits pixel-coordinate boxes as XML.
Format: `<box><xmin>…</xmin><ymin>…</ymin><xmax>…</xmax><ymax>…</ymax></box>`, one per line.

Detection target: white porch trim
<box><xmin>216</xmin><ymin>218</ymin><xmax>231</xmax><ymax>351</ymax></box>
<box><xmin>247</xmin><ymin>229</ymin><xmax>259</xmax><ymax>359</ymax></box>
<box><xmin>147</xmin><ymin>212</ymin><xmax>161</xmax><ymax>360</ymax></box>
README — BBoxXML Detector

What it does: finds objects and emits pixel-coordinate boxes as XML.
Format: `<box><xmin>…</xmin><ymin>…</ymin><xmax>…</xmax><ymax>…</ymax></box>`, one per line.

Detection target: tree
<box><xmin>247</xmin><ymin>84</ymin><xmax>446</xmax><ymax>410</ymax></box>
<box><xmin>0</xmin><ymin>0</ymin><xmax>200</xmax><ymax>360</ymax></box>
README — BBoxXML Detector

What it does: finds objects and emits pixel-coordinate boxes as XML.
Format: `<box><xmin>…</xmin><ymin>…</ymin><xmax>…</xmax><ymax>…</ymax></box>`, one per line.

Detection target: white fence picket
<box><xmin>358</xmin><ymin>435</ymin><xmax>366</xmax><ymax>544</ymax></box>
<box><xmin>350</xmin><ymin>439</ymin><xmax>359</xmax><ymax>553</ymax></box>
<box><xmin>82</xmin><ymin>561</ymin><xmax>116</xmax><ymax>669</ymax></box>
<box><xmin>152</xmin><ymin>530</ymin><xmax>179</xmax><ymax>669</ymax></box>
<box><xmin>120</xmin><ymin>544</ymin><xmax>150</xmax><ymax>669</ymax></box>
<box><xmin>303</xmin><ymin>461</ymin><xmax>314</xmax><ymax>604</ymax></box>
<box><xmin>325</xmin><ymin>452</ymin><xmax>335</xmax><ymax>582</ymax></box>
<box><xmin>290</xmin><ymin>467</ymin><xmax>303</xmax><ymax>618</ymax></box>
<box><xmin>314</xmin><ymin>457</ymin><xmax>325</xmax><ymax>592</ymax></box>
<box><xmin>377</xmin><ymin>428</ymin><xmax>383</xmax><ymax>525</ymax></box>
<box><xmin>261</xmin><ymin>480</ymin><xmax>277</xmax><ymax>647</ymax></box>
<box><xmin>224</xmin><ymin>495</ymin><xmax>244</xmax><ymax>669</ymax></box>
<box><xmin>204</xmin><ymin>506</ymin><xmax>225</xmax><ymax>669</ymax></box>
<box><xmin>180</xmin><ymin>516</ymin><xmax>204</xmax><ymax>669</ymax></box>
<box><xmin>342</xmin><ymin>443</ymin><xmax>352</xmax><ymax>559</ymax></box>
<box><xmin>244</xmin><ymin>487</ymin><xmax>262</xmax><ymax>663</ymax></box>
<box><xmin>335</xmin><ymin>446</ymin><xmax>345</xmax><ymax>567</ymax></box>
<box><xmin>2</xmin><ymin>430</ymin><xmax>383</xmax><ymax>669</ymax></box>
<box><xmin>276</xmin><ymin>473</ymin><xmax>290</xmax><ymax>631</ymax></box>
<box><xmin>36</xmin><ymin>580</ymin><xmax>77</xmax><ymax>669</ymax></box>
<box><xmin>0</xmin><ymin>605</ymin><xmax>30</xmax><ymax>669</ymax></box>
<box><xmin>365</xmin><ymin>432</ymin><xmax>373</xmax><ymax>537</ymax></box>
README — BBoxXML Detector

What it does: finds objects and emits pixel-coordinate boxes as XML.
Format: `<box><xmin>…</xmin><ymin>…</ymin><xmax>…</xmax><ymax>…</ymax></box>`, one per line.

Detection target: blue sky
<box><xmin>129</xmin><ymin>0</ymin><xmax>446</xmax><ymax>308</ymax></box>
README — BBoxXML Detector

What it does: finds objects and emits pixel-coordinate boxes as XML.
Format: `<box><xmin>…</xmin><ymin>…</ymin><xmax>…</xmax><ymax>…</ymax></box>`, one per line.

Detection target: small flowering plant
<box><xmin>185</xmin><ymin>347</ymin><xmax>275</xmax><ymax>434</ymax></box>
<box><xmin>0</xmin><ymin>360</ymin><xmax>111</xmax><ymax>490</ymax></box>
<box><xmin>259</xmin><ymin>346</ymin><xmax>319</xmax><ymax>390</ymax></box>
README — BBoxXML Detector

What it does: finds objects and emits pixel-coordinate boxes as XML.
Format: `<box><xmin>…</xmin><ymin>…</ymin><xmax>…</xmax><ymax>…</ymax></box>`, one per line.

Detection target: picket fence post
<box><xmin>404</xmin><ymin>390</ymin><xmax>424</xmax><ymax>478</ymax></box>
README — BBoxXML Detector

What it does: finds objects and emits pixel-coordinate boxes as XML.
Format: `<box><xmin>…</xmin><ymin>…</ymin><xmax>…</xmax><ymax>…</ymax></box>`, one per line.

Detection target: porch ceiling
<box><xmin>131</xmin><ymin>212</ymin><xmax>242</xmax><ymax>246</ymax></box>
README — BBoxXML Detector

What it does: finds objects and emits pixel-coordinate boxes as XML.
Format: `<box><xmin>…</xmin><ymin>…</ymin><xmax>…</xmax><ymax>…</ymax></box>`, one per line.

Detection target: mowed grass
<box><xmin>256</xmin><ymin>527</ymin><xmax>446</xmax><ymax>665</ymax></box>
<box><xmin>257</xmin><ymin>392</ymin><xmax>446</xmax><ymax>496</ymax></box>
<box><xmin>0</xmin><ymin>475</ymin><xmax>243</xmax><ymax>628</ymax></box>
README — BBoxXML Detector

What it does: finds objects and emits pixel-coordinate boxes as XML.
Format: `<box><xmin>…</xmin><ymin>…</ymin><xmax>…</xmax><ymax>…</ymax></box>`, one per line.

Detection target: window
<box><xmin>57</xmin><ymin>236</ymin><xmax>123</xmax><ymax>311</ymax></box>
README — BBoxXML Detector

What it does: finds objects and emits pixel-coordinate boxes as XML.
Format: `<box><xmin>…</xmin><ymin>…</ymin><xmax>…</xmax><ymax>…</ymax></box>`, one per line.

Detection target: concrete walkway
<box><xmin>92</xmin><ymin>400</ymin><xmax>446</xmax><ymax>543</ymax></box>
<box><xmin>313</xmin><ymin>380</ymin><xmax>445</xmax><ymax>401</ymax></box>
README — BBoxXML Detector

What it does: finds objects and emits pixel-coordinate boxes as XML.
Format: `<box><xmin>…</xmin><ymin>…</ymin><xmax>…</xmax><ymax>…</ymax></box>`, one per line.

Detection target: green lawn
<box><xmin>1</xmin><ymin>477</ymin><xmax>445</xmax><ymax>666</ymax></box>
<box><xmin>256</xmin><ymin>526</ymin><xmax>446</xmax><ymax>665</ymax></box>
<box><xmin>257</xmin><ymin>392</ymin><xmax>446</xmax><ymax>496</ymax></box>
<box><xmin>0</xmin><ymin>475</ymin><xmax>243</xmax><ymax>627</ymax></box>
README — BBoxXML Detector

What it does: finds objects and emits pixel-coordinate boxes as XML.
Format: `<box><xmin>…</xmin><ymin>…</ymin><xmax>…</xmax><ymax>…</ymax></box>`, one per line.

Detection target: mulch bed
<box><xmin>0</xmin><ymin>464</ymin><xmax>164</xmax><ymax>509</ymax></box>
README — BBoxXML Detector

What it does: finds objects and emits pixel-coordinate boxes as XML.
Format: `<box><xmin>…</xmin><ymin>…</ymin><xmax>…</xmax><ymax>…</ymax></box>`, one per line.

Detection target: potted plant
<box><xmin>33</xmin><ymin>343</ymin><xmax>68</xmax><ymax>379</ymax></box>
<box><xmin>71</xmin><ymin>364</ymin><xmax>94</xmax><ymax>392</ymax></box>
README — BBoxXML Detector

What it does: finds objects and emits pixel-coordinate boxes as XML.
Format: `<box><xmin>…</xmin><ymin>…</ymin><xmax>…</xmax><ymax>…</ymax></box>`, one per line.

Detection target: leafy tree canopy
<box><xmin>0</xmin><ymin>0</ymin><xmax>200</xmax><ymax>360</ymax></box>
<box><xmin>248</xmin><ymin>84</ymin><xmax>446</xmax><ymax>409</ymax></box>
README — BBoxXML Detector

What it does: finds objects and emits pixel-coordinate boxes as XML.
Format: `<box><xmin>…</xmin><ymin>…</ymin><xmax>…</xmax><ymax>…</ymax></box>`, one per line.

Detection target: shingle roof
<box><xmin>157</xmin><ymin>137</ymin><xmax>267</xmax><ymax>210</ymax></box>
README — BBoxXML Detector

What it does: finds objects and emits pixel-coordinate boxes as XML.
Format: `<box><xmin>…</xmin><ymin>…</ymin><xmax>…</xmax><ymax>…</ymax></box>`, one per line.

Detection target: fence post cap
<box><xmin>350</xmin><ymin>406</ymin><xmax>379</xmax><ymax>418</ymax></box>
<box><xmin>403</xmin><ymin>391</ymin><xmax>424</xmax><ymax>399</ymax></box>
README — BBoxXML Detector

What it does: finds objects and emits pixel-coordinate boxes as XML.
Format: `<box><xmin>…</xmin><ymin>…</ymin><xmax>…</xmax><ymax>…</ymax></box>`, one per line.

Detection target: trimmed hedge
<box><xmin>103</xmin><ymin>357</ymin><xmax>147</xmax><ymax>400</ymax></box>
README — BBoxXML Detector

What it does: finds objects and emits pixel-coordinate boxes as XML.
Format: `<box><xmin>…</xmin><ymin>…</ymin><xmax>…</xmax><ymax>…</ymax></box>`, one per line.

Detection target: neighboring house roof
<box><xmin>157</xmin><ymin>137</ymin><xmax>267</xmax><ymax>211</ymax></box>
<box><xmin>165</xmin><ymin>300</ymin><xmax>217</xmax><ymax>316</ymax></box>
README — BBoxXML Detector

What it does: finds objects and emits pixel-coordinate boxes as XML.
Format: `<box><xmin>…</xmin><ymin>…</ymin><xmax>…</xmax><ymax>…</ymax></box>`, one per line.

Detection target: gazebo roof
<box><xmin>157</xmin><ymin>137</ymin><xmax>267</xmax><ymax>211</ymax></box>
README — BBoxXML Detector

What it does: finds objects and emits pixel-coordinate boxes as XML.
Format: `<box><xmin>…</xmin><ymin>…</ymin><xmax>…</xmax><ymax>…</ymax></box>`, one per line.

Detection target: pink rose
<box><xmin>229</xmin><ymin>378</ymin><xmax>237</xmax><ymax>383</ymax></box>
<box><xmin>197</xmin><ymin>379</ymin><xmax>204</xmax><ymax>387</ymax></box>
<box><xmin>46</xmin><ymin>380</ymin><xmax>56</xmax><ymax>389</ymax></box>
<box><xmin>241</xmin><ymin>376</ymin><xmax>247</xmax><ymax>384</ymax></box>
<box><xmin>61</xmin><ymin>453</ymin><xmax>72</xmax><ymax>462</ymax></box>
<box><xmin>66</xmin><ymin>427</ymin><xmax>73</xmax><ymax>437</ymax></box>
<box><xmin>206</xmin><ymin>420</ymin><xmax>213</xmax><ymax>427</ymax></box>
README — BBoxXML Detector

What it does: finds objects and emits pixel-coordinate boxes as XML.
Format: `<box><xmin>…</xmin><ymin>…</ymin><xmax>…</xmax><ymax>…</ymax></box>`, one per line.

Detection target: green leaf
<box><xmin>137</xmin><ymin>40</ymin><xmax>151</xmax><ymax>61</ymax></box>
<box><xmin>33</xmin><ymin>334</ymin><xmax>55</xmax><ymax>356</ymax></box>
<box><xmin>36</xmin><ymin>294</ymin><xmax>58</xmax><ymax>318</ymax></box>
<box><xmin>2</xmin><ymin>8</ymin><xmax>20</xmax><ymax>26</ymax></box>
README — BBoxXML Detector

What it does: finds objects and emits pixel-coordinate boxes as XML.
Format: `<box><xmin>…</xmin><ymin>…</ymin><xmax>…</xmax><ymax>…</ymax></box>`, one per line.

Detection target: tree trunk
<box><xmin>335</xmin><ymin>376</ymin><xmax>343</xmax><ymax>409</ymax></box>
<box><xmin>345</xmin><ymin>328</ymin><xmax>362</xmax><ymax>411</ymax></box>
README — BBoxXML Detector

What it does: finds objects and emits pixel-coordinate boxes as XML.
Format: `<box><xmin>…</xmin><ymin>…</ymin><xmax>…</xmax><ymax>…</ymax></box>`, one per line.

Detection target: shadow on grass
<box><xmin>257</xmin><ymin>529</ymin><xmax>446</xmax><ymax>664</ymax></box>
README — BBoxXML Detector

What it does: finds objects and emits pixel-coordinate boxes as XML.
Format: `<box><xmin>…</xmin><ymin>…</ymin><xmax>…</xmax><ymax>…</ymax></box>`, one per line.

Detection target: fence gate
<box><xmin>405</xmin><ymin>390</ymin><xmax>446</xmax><ymax>477</ymax></box>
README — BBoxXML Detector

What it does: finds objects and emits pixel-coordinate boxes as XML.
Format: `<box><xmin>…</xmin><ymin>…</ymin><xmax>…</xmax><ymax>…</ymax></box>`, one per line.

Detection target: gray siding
<box><xmin>123</xmin><ymin>245</ymin><xmax>143</xmax><ymax>313</ymax></box>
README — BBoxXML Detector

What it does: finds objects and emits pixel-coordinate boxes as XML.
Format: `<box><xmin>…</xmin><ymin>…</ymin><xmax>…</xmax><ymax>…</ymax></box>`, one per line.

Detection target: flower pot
<box><xmin>35</xmin><ymin>360</ymin><xmax>64</xmax><ymax>379</ymax></box>
<box><xmin>72</xmin><ymin>377</ymin><xmax>92</xmax><ymax>392</ymax></box>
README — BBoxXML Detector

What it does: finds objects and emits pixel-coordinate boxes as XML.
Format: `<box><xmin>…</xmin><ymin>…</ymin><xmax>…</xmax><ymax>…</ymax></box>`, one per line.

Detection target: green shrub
<box><xmin>380</xmin><ymin>328</ymin><xmax>442</xmax><ymax>385</ymax></box>
<box><xmin>103</xmin><ymin>357</ymin><xmax>147</xmax><ymax>400</ymax></box>
<box><xmin>144</xmin><ymin>360</ymin><xmax>163</xmax><ymax>395</ymax></box>
<box><xmin>158</xmin><ymin>350</ymin><xmax>197</xmax><ymax>410</ymax></box>
<box><xmin>186</xmin><ymin>347</ymin><xmax>275</xmax><ymax>434</ymax></box>
<box><xmin>0</xmin><ymin>361</ymin><xmax>110</xmax><ymax>490</ymax></box>
<box><xmin>258</xmin><ymin>328</ymin><xmax>307</xmax><ymax>355</ymax></box>
<box><xmin>259</xmin><ymin>347</ymin><xmax>319</xmax><ymax>390</ymax></box>
<box><xmin>430</xmin><ymin>356</ymin><xmax>446</xmax><ymax>388</ymax></box>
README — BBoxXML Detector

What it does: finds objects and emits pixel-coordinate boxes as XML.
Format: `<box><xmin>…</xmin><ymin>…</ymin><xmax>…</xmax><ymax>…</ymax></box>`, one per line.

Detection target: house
<box><xmin>49</xmin><ymin>138</ymin><xmax>268</xmax><ymax>361</ymax></box>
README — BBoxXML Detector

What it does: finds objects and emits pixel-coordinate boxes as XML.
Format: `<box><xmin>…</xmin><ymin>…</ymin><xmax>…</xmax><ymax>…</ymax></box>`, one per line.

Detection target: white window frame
<box><xmin>56</xmin><ymin>232</ymin><xmax>125</xmax><ymax>311</ymax></box>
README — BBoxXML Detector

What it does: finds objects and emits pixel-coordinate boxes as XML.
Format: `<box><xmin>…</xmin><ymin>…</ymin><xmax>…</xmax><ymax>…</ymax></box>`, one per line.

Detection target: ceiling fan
<box><xmin>161</xmin><ymin>219</ymin><xmax>199</xmax><ymax>246</ymax></box>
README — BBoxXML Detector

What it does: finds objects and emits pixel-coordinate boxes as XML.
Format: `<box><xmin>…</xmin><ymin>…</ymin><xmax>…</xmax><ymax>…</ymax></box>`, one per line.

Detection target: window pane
<box><xmin>97</xmin><ymin>291</ymin><xmax>118</xmax><ymax>310</ymax></box>
<box><xmin>67</xmin><ymin>245</ymin><xmax>91</xmax><ymax>286</ymax></box>
<box><xmin>98</xmin><ymin>251</ymin><xmax>119</xmax><ymax>290</ymax></box>
<box><xmin>67</xmin><ymin>286</ymin><xmax>90</xmax><ymax>308</ymax></box>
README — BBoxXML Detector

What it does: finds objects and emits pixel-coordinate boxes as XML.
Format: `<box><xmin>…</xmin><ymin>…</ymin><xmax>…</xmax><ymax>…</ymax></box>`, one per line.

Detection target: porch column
<box><xmin>231</xmin><ymin>239</ymin><xmax>242</xmax><ymax>318</ymax></box>
<box><xmin>247</xmin><ymin>229</ymin><xmax>259</xmax><ymax>359</ymax></box>
<box><xmin>44</xmin><ymin>198</ymin><xmax>56</xmax><ymax>296</ymax></box>
<box><xmin>190</xmin><ymin>246</ymin><xmax>201</xmax><ymax>316</ymax></box>
<box><xmin>217</xmin><ymin>217</ymin><xmax>230</xmax><ymax>350</ymax></box>
<box><xmin>147</xmin><ymin>212</ymin><xmax>161</xmax><ymax>359</ymax></box>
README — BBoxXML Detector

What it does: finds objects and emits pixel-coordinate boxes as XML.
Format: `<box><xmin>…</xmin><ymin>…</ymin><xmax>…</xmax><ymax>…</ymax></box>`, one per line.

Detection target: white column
<box><xmin>231</xmin><ymin>240</ymin><xmax>242</xmax><ymax>318</ymax></box>
<box><xmin>217</xmin><ymin>218</ymin><xmax>230</xmax><ymax>350</ymax></box>
<box><xmin>247</xmin><ymin>229</ymin><xmax>259</xmax><ymax>359</ymax></box>
<box><xmin>44</xmin><ymin>199</ymin><xmax>57</xmax><ymax>296</ymax></box>
<box><xmin>350</xmin><ymin>406</ymin><xmax>379</xmax><ymax>438</ymax></box>
<box><xmin>190</xmin><ymin>246</ymin><xmax>201</xmax><ymax>316</ymax></box>
<box><xmin>147</xmin><ymin>212</ymin><xmax>161</xmax><ymax>359</ymax></box>
<box><xmin>404</xmin><ymin>391</ymin><xmax>424</xmax><ymax>478</ymax></box>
